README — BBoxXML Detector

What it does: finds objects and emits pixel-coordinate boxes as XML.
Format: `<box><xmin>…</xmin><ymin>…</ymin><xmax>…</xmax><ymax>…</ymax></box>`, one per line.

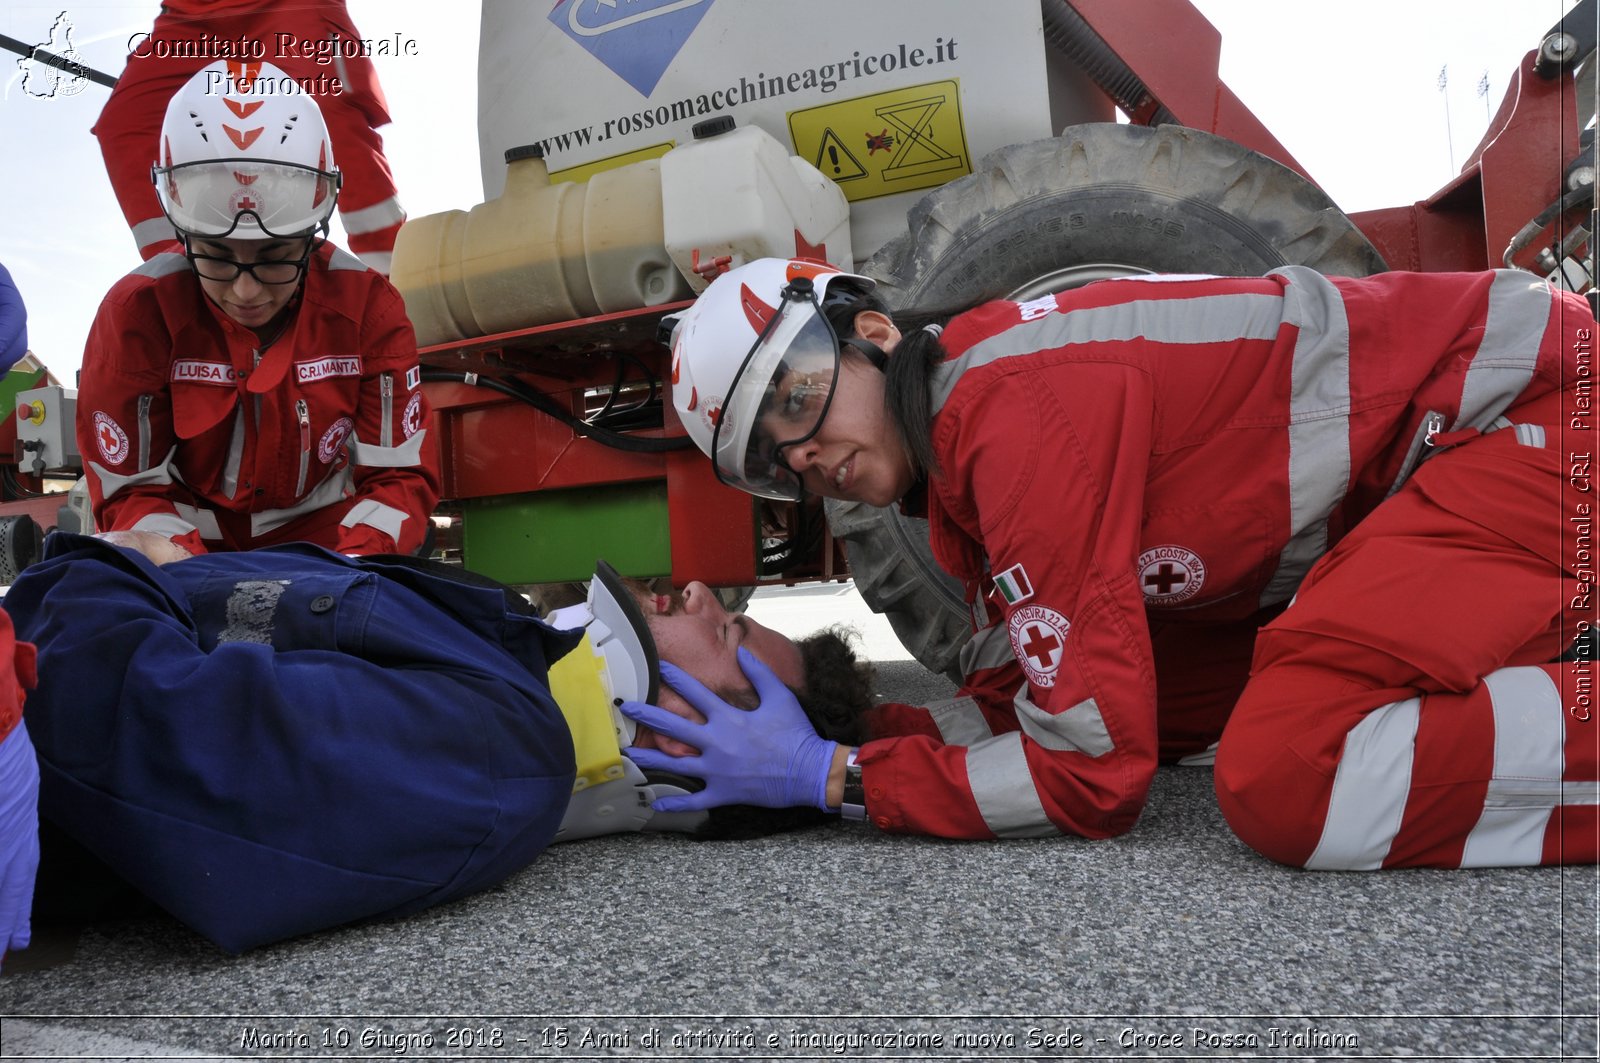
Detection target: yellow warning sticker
<box><xmin>551</xmin><ymin>141</ymin><xmax>674</xmax><ymax>185</ymax></box>
<box><xmin>788</xmin><ymin>80</ymin><xmax>969</xmax><ymax>203</ymax></box>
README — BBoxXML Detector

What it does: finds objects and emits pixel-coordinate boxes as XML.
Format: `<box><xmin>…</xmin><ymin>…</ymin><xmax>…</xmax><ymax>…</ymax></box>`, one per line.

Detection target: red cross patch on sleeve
<box><xmin>1007</xmin><ymin>604</ymin><xmax>1070</xmax><ymax>688</ymax></box>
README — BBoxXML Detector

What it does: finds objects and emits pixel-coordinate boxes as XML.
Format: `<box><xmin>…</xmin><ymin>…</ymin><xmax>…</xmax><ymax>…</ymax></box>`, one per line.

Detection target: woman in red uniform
<box><xmin>77</xmin><ymin>60</ymin><xmax>438</xmax><ymax>557</ymax></box>
<box><xmin>95</xmin><ymin>0</ymin><xmax>406</xmax><ymax>272</ymax></box>
<box><xmin>621</xmin><ymin>257</ymin><xmax>1597</xmax><ymax>870</ymax></box>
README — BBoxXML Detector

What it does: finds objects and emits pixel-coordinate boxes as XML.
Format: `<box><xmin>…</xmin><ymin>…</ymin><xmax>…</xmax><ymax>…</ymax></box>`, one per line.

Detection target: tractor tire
<box><xmin>0</xmin><ymin>516</ymin><xmax>44</xmax><ymax>586</ymax></box>
<box><xmin>828</xmin><ymin>123</ymin><xmax>1387</xmax><ymax>678</ymax></box>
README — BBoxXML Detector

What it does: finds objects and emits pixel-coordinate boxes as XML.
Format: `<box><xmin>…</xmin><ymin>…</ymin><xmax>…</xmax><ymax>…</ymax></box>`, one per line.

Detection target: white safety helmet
<box><xmin>152</xmin><ymin>60</ymin><xmax>341</xmax><ymax>240</ymax></box>
<box><xmin>664</xmin><ymin>258</ymin><xmax>876</xmax><ymax>501</ymax></box>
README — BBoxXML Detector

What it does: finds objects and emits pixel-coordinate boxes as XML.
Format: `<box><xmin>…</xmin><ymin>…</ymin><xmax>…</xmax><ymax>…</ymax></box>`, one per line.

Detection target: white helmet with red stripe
<box><xmin>152</xmin><ymin>60</ymin><xmax>341</xmax><ymax>240</ymax></box>
<box><xmin>664</xmin><ymin>257</ymin><xmax>875</xmax><ymax>501</ymax></box>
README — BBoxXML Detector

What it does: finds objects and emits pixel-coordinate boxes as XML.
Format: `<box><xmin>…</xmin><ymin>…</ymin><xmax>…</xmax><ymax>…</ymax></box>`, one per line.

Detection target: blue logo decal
<box><xmin>549</xmin><ymin>0</ymin><xmax>715</xmax><ymax>97</ymax></box>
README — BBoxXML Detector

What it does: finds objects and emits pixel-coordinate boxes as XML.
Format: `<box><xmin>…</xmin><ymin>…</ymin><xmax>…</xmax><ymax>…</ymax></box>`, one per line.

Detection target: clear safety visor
<box><xmin>153</xmin><ymin>159</ymin><xmax>339</xmax><ymax>239</ymax></box>
<box><xmin>710</xmin><ymin>285</ymin><xmax>842</xmax><ymax>501</ymax></box>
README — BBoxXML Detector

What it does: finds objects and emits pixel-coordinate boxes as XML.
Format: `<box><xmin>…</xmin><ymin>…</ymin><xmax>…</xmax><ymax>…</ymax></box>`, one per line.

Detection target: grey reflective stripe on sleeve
<box><xmin>131</xmin><ymin>252</ymin><xmax>191</xmax><ymax>279</ymax></box>
<box><xmin>959</xmin><ymin>623</ymin><xmax>1019</xmax><ymax>675</ymax></box>
<box><xmin>221</xmin><ymin>407</ymin><xmax>245</xmax><ymax>500</ymax></box>
<box><xmin>340</xmin><ymin>196</ymin><xmax>405</xmax><ymax>235</ymax></box>
<box><xmin>1452</xmin><ymin>270</ymin><xmax>1551</xmax><ymax>432</ymax></box>
<box><xmin>1461</xmin><ymin>668</ymin><xmax>1575</xmax><ymax>867</ymax></box>
<box><xmin>171</xmin><ymin>502</ymin><xmax>223</xmax><ymax>540</ymax></box>
<box><xmin>328</xmin><ymin>245</ymin><xmax>370</xmax><ymax>272</ymax></box>
<box><xmin>249</xmin><ymin>466</ymin><xmax>354</xmax><ymax>536</ymax></box>
<box><xmin>1305</xmin><ymin>695</ymin><xmax>1421</xmax><ymax>870</ymax></box>
<box><xmin>925</xmin><ymin>696</ymin><xmax>995</xmax><ymax>746</ymax></box>
<box><xmin>965</xmin><ymin>732</ymin><xmax>1061</xmax><ymax>838</ymax></box>
<box><xmin>349</xmin><ymin>428</ymin><xmax>428</xmax><ymax>468</ymax></box>
<box><xmin>130</xmin><ymin>512</ymin><xmax>197</xmax><ymax>539</ymax></box>
<box><xmin>1259</xmin><ymin>266</ymin><xmax>1354</xmax><ymax>608</ymax></box>
<box><xmin>131</xmin><ymin>216</ymin><xmax>178</xmax><ymax>252</ymax></box>
<box><xmin>356</xmin><ymin>251</ymin><xmax>393</xmax><ymax>275</ymax></box>
<box><xmin>217</xmin><ymin>580</ymin><xmax>290</xmax><ymax>645</ymax></box>
<box><xmin>1013</xmin><ymin>688</ymin><xmax>1114</xmax><ymax>756</ymax></box>
<box><xmin>928</xmin><ymin>289</ymin><xmax>1288</xmax><ymax>414</ymax></box>
<box><xmin>131</xmin><ymin>502</ymin><xmax>221</xmax><ymax>541</ymax></box>
<box><xmin>90</xmin><ymin>450</ymin><xmax>177</xmax><ymax>500</ymax></box>
<box><xmin>339</xmin><ymin>498</ymin><xmax>409</xmax><ymax>543</ymax></box>
<box><xmin>1513</xmin><ymin>423</ymin><xmax>1548</xmax><ymax>449</ymax></box>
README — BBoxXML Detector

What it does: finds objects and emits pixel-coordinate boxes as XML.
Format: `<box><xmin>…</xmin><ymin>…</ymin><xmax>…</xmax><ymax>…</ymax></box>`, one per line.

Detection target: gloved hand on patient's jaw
<box><xmin>618</xmin><ymin>647</ymin><xmax>838</xmax><ymax>813</ymax></box>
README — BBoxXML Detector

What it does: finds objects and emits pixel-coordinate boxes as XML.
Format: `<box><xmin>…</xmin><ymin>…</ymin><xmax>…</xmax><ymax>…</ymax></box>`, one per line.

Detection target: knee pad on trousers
<box><xmin>1214</xmin><ymin>738</ymin><xmax>1331</xmax><ymax>867</ymax></box>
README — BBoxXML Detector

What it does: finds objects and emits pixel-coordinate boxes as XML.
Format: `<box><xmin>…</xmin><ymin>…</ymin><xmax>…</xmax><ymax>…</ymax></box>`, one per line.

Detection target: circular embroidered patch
<box><xmin>318</xmin><ymin>416</ymin><xmax>354</xmax><ymax>464</ymax></box>
<box><xmin>92</xmin><ymin>411</ymin><xmax>129</xmax><ymax>465</ymax></box>
<box><xmin>1138</xmin><ymin>545</ymin><xmax>1207</xmax><ymax>605</ymax></box>
<box><xmin>402</xmin><ymin>392</ymin><xmax>424</xmax><ymax>439</ymax></box>
<box><xmin>1007</xmin><ymin>604</ymin><xmax>1071</xmax><ymax>689</ymax></box>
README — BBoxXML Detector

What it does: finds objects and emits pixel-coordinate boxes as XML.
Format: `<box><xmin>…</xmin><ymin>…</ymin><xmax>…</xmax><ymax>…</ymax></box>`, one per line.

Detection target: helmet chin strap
<box><xmin>842</xmin><ymin>336</ymin><xmax>888</xmax><ymax>371</ymax></box>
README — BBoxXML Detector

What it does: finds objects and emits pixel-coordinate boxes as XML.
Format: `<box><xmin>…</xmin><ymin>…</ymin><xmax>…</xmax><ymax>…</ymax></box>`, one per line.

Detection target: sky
<box><xmin>0</xmin><ymin>0</ymin><xmax>1582</xmax><ymax>386</ymax></box>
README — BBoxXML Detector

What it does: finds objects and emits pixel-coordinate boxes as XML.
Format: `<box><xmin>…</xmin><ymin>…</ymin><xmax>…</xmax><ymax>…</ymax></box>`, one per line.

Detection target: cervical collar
<box><xmin>548</xmin><ymin>561</ymin><xmax>707</xmax><ymax>840</ymax></box>
<box><xmin>546</xmin><ymin>559</ymin><xmax>656</xmax><ymax>748</ymax></box>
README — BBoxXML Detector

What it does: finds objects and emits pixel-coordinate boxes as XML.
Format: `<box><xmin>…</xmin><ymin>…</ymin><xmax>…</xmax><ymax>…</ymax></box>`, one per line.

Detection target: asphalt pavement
<box><xmin>1</xmin><ymin>583</ymin><xmax>1596</xmax><ymax>1061</ymax></box>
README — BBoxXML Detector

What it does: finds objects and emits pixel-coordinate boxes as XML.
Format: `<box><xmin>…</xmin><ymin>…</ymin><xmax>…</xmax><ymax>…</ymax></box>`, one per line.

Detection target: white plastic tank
<box><xmin>391</xmin><ymin>144</ymin><xmax>691</xmax><ymax>347</ymax></box>
<box><xmin>661</xmin><ymin>118</ymin><xmax>853</xmax><ymax>292</ymax></box>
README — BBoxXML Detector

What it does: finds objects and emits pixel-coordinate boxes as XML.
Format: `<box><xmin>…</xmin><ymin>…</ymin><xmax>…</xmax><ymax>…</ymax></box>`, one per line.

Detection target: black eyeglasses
<box><xmin>186</xmin><ymin>250</ymin><xmax>309</xmax><ymax>285</ymax></box>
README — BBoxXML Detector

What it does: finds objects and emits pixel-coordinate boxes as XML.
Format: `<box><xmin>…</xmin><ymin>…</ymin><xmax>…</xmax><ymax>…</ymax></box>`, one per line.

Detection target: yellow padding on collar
<box><xmin>547</xmin><ymin>632</ymin><xmax>628</xmax><ymax>791</ymax></box>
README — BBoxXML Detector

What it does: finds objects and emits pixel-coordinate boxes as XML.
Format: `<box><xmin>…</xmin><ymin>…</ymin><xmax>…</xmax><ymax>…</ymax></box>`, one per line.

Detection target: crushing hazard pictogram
<box><xmin>874</xmin><ymin>95</ymin><xmax>963</xmax><ymax>184</ymax></box>
<box><xmin>788</xmin><ymin>80</ymin><xmax>969</xmax><ymax>204</ymax></box>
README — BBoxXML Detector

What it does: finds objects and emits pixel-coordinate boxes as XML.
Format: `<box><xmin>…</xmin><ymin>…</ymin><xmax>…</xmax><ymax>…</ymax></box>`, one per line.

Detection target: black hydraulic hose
<box><xmin>1503</xmin><ymin>185</ymin><xmax>1595</xmax><ymax>268</ymax></box>
<box><xmin>1</xmin><ymin>466</ymin><xmax>40</xmax><ymax>500</ymax></box>
<box><xmin>421</xmin><ymin>368</ymin><xmax>693</xmax><ymax>453</ymax></box>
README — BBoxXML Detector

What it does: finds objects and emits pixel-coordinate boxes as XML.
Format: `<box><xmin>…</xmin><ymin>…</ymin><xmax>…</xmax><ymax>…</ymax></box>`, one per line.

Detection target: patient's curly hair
<box><xmin>693</xmin><ymin>624</ymin><xmax>877</xmax><ymax>840</ymax></box>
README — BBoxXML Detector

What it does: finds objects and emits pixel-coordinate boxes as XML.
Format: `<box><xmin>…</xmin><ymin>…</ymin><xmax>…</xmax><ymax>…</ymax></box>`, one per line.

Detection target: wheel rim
<box><xmin>1005</xmin><ymin>262</ymin><xmax>1152</xmax><ymax>300</ymax></box>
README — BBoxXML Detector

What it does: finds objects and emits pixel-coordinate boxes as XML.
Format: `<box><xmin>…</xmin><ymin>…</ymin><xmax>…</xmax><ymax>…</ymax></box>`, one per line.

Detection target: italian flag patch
<box><xmin>993</xmin><ymin>562</ymin><xmax>1034</xmax><ymax>605</ymax></box>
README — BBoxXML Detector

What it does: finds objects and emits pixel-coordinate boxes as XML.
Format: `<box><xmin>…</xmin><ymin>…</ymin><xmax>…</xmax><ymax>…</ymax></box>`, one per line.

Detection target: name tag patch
<box><xmin>295</xmin><ymin>356</ymin><xmax>362</xmax><ymax>383</ymax></box>
<box><xmin>171</xmin><ymin>360</ymin><xmax>239</xmax><ymax>386</ymax></box>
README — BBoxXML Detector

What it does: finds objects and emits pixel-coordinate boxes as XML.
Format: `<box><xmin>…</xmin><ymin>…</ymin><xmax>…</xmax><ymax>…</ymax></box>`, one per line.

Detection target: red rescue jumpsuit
<box><xmin>861</xmin><ymin>267</ymin><xmax>1596</xmax><ymax>868</ymax></box>
<box><xmin>77</xmin><ymin>242</ymin><xmax>439</xmax><ymax>556</ymax></box>
<box><xmin>95</xmin><ymin>0</ymin><xmax>406</xmax><ymax>271</ymax></box>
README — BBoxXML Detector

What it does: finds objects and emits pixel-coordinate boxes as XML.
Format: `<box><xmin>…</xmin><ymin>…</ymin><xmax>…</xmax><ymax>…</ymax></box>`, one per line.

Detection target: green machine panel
<box><xmin>461</xmin><ymin>483</ymin><xmax>670</xmax><ymax>585</ymax></box>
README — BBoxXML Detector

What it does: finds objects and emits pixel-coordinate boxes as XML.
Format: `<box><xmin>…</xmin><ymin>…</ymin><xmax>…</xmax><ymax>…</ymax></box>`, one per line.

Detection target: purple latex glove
<box><xmin>620</xmin><ymin>646</ymin><xmax>837</xmax><ymax>812</ymax></box>
<box><xmin>0</xmin><ymin>721</ymin><xmax>39</xmax><ymax>968</ymax></box>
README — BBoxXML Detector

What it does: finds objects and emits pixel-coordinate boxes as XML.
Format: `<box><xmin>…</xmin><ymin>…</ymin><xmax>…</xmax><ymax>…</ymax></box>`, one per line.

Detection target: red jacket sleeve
<box><xmin>76</xmin><ymin>286</ymin><xmax>209</xmax><ymax>555</ymax></box>
<box><xmin>335</xmin><ymin>283</ymin><xmax>439</xmax><ymax>556</ymax></box>
<box><xmin>859</xmin><ymin>364</ymin><xmax>1161</xmax><ymax>840</ymax></box>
